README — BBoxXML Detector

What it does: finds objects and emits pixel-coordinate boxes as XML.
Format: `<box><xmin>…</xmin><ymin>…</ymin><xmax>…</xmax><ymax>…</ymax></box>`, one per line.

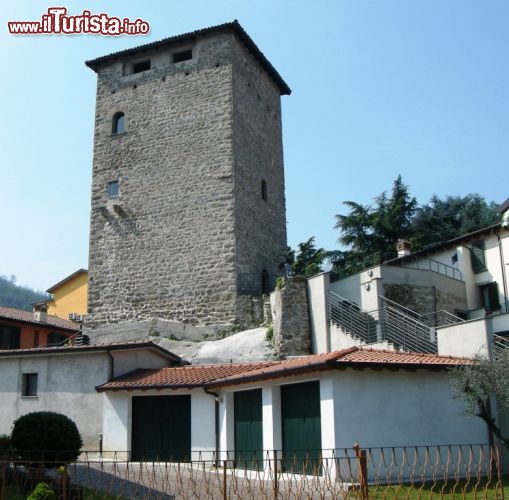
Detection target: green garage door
<box><xmin>234</xmin><ymin>389</ymin><xmax>263</xmax><ymax>469</ymax></box>
<box><xmin>131</xmin><ymin>395</ymin><xmax>191</xmax><ymax>462</ymax></box>
<box><xmin>281</xmin><ymin>381</ymin><xmax>321</xmax><ymax>474</ymax></box>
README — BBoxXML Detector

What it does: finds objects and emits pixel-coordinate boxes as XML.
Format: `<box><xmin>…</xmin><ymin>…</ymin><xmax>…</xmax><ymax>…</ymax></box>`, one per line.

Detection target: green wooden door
<box><xmin>131</xmin><ymin>395</ymin><xmax>191</xmax><ymax>462</ymax></box>
<box><xmin>281</xmin><ymin>381</ymin><xmax>322</xmax><ymax>474</ymax></box>
<box><xmin>234</xmin><ymin>389</ymin><xmax>263</xmax><ymax>469</ymax></box>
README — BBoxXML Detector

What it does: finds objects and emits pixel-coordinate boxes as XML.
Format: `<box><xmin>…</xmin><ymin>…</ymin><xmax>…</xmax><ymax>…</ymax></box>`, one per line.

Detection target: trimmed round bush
<box><xmin>11</xmin><ymin>412</ymin><xmax>82</xmax><ymax>466</ymax></box>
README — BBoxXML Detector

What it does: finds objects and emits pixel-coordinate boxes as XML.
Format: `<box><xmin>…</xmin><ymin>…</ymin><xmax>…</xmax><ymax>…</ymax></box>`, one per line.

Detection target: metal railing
<box><xmin>492</xmin><ymin>333</ymin><xmax>509</xmax><ymax>359</ymax></box>
<box><xmin>329</xmin><ymin>292</ymin><xmax>439</xmax><ymax>353</ymax></box>
<box><xmin>338</xmin><ymin>251</ymin><xmax>463</xmax><ymax>282</ymax></box>
<box><xmin>381</xmin><ymin>296</ymin><xmax>464</xmax><ymax>328</ymax></box>
<box><xmin>1</xmin><ymin>444</ymin><xmax>502</xmax><ymax>499</ymax></box>
<box><xmin>394</xmin><ymin>256</ymin><xmax>464</xmax><ymax>281</ymax></box>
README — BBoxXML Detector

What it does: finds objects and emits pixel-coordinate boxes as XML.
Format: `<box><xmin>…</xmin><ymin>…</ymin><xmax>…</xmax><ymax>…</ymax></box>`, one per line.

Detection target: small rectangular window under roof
<box><xmin>132</xmin><ymin>60</ymin><xmax>151</xmax><ymax>74</ymax></box>
<box><xmin>173</xmin><ymin>50</ymin><xmax>192</xmax><ymax>63</ymax></box>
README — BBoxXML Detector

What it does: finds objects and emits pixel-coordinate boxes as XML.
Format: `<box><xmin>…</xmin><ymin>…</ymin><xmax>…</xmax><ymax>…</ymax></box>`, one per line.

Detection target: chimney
<box><xmin>33</xmin><ymin>303</ymin><xmax>48</xmax><ymax>323</ymax></box>
<box><xmin>396</xmin><ymin>239</ymin><xmax>412</xmax><ymax>258</ymax></box>
<box><xmin>499</xmin><ymin>197</ymin><xmax>509</xmax><ymax>228</ymax></box>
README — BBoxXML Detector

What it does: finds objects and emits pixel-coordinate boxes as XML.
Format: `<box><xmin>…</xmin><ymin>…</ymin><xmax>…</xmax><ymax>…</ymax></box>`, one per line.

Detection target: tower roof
<box><xmin>85</xmin><ymin>20</ymin><xmax>291</xmax><ymax>95</ymax></box>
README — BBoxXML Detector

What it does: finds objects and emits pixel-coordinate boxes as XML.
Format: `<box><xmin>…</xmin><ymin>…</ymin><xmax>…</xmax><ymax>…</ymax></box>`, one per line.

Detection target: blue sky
<box><xmin>1</xmin><ymin>1</ymin><xmax>508</xmax><ymax>291</ymax></box>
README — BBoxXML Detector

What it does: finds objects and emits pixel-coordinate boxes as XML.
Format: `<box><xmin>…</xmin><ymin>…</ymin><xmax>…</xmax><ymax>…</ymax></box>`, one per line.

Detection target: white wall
<box><xmin>307</xmin><ymin>273</ymin><xmax>330</xmax><ymax>354</ymax></box>
<box><xmin>331</xmin><ymin>369</ymin><xmax>489</xmax><ymax>449</ymax></box>
<box><xmin>0</xmin><ymin>352</ymin><xmax>109</xmax><ymax>449</ymax></box>
<box><xmin>102</xmin><ymin>389</ymin><xmax>216</xmax><ymax>460</ymax></box>
<box><xmin>103</xmin><ymin>392</ymin><xmax>131</xmax><ymax>459</ymax></box>
<box><xmin>112</xmin><ymin>349</ymin><xmax>173</xmax><ymax>377</ymax></box>
<box><xmin>437</xmin><ymin>319</ymin><xmax>491</xmax><ymax>358</ymax></box>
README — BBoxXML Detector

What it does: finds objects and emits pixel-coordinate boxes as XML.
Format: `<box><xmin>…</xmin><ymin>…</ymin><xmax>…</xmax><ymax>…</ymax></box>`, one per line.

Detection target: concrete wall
<box><xmin>437</xmin><ymin>319</ymin><xmax>491</xmax><ymax>358</ymax></box>
<box><xmin>307</xmin><ymin>273</ymin><xmax>330</xmax><ymax>354</ymax></box>
<box><xmin>493</xmin><ymin>313</ymin><xmax>509</xmax><ymax>334</ymax></box>
<box><xmin>111</xmin><ymin>349</ymin><xmax>174</xmax><ymax>377</ymax></box>
<box><xmin>102</xmin><ymin>389</ymin><xmax>216</xmax><ymax>460</ymax></box>
<box><xmin>331</xmin><ymin>369</ymin><xmax>489</xmax><ymax>448</ymax></box>
<box><xmin>0</xmin><ymin>352</ymin><xmax>108</xmax><ymax>449</ymax></box>
<box><xmin>330</xmin><ymin>273</ymin><xmax>362</xmax><ymax>306</ymax></box>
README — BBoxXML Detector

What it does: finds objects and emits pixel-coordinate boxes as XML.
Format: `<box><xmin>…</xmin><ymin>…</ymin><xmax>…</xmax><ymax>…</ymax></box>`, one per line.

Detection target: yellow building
<box><xmin>45</xmin><ymin>269</ymin><xmax>88</xmax><ymax>320</ymax></box>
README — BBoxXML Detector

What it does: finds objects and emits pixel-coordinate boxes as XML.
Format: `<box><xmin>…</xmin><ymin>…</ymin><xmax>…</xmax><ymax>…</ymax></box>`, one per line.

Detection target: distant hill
<box><xmin>0</xmin><ymin>275</ymin><xmax>48</xmax><ymax>311</ymax></box>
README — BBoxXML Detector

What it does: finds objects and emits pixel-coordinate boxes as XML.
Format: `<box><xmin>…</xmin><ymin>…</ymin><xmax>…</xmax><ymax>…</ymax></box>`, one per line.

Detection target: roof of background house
<box><xmin>0</xmin><ymin>339</ymin><xmax>182</xmax><ymax>362</ymax></box>
<box><xmin>389</xmin><ymin>223</ymin><xmax>503</xmax><ymax>262</ymax></box>
<box><xmin>85</xmin><ymin>20</ymin><xmax>291</xmax><ymax>95</ymax></box>
<box><xmin>499</xmin><ymin>198</ymin><xmax>509</xmax><ymax>214</ymax></box>
<box><xmin>96</xmin><ymin>347</ymin><xmax>472</xmax><ymax>392</ymax></box>
<box><xmin>0</xmin><ymin>306</ymin><xmax>80</xmax><ymax>332</ymax></box>
<box><xmin>46</xmin><ymin>269</ymin><xmax>88</xmax><ymax>294</ymax></box>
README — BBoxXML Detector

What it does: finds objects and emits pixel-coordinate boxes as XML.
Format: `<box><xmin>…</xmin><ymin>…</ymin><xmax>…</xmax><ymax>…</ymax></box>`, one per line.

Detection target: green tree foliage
<box><xmin>451</xmin><ymin>352</ymin><xmax>509</xmax><ymax>450</ymax></box>
<box><xmin>288</xmin><ymin>237</ymin><xmax>326</xmax><ymax>277</ymax></box>
<box><xmin>411</xmin><ymin>194</ymin><xmax>500</xmax><ymax>250</ymax></box>
<box><xmin>0</xmin><ymin>275</ymin><xmax>47</xmax><ymax>311</ymax></box>
<box><xmin>331</xmin><ymin>176</ymin><xmax>500</xmax><ymax>278</ymax></box>
<box><xmin>332</xmin><ymin>175</ymin><xmax>417</xmax><ymax>276</ymax></box>
<box><xmin>11</xmin><ymin>411</ymin><xmax>83</xmax><ymax>466</ymax></box>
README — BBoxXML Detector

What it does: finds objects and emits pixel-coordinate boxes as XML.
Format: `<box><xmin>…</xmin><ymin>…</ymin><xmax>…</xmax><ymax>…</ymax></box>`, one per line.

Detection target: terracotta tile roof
<box><xmin>0</xmin><ymin>306</ymin><xmax>80</xmax><ymax>332</ymax></box>
<box><xmin>85</xmin><ymin>21</ymin><xmax>291</xmax><ymax>95</ymax></box>
<box><xmin>0</xmin><ymin>339</ymin><xmax>181</xmax><ymax>362</ymax></box>
<box><xmin>96</xmin><ymin>347</ymin><xmax>472</xmax><ymax>392</ymax></box>
<box><xmin>97</xmin><ymin>361</ymin><xmax>277</xmax><ymax>391</ymax></box>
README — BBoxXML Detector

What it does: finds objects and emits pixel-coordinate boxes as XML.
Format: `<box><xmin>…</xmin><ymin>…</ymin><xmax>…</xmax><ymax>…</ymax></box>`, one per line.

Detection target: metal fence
<box><xmin>0</xmin><ymin>444</ymin><xmax>504</xmax><ymax>499</ymax></box>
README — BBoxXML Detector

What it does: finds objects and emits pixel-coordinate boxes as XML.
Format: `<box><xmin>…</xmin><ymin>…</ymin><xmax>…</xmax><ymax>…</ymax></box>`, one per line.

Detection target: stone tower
<box><xmin>85</xmin><ymin>21</ymin><xmax>290</xmax><ymax>340</ymax></box>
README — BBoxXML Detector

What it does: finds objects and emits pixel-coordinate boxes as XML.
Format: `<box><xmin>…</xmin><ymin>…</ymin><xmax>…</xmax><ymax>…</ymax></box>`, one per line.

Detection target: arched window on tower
<box><xmin>261</xmin><ymin>269</ymin><xmax>270</xmax><ymax>294</ymax></box>
<box><xmin>112</xmin><ymin>112</ymin><xmax>125</xmax><ymax>134</ymax></box>
<box><xmin>261</xmin><ymin>179</ymin><xmax>267</xmax><ymax>201</ymax></box>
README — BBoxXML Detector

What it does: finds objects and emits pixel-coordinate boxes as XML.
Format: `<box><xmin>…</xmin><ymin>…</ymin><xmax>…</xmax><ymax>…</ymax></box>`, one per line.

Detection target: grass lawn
<box><xmin>360</xmin><ymin>477</ymin><xmax>509</xmax><ymax>498</ymax></box>
<box><xmin>5</xmin><ymin>484</ymin><xmax>124</xmax><ymax>499</ymax></box>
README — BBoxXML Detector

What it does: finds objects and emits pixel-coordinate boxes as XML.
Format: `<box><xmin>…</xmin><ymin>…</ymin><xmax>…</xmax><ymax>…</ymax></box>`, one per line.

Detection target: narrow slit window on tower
<box><xmin>112</xmin><ymin>112</ymin><xmax>125</xmax><ymax>134</ymax></box>
<box><xmin>261</xmin><ymin>180</ymin><xmax>268</xmax><ymax>201</ymax></box>
<box><xmin>173</xmin><ymin>50</ymin><xmax>193</xmax><ymax>63</ymax></box>
<box><xmin>107</xmin><ymin>180</ymin><xmax>119</xmax><ymax>198</ymax></box>
<box><xmin>261</xmin><ymin>269</ymin><xmax>270</xmax><ymax>294</ymax></box>
<box><xmin>132</xmin><ymin>60</ymin><xmax>151</xmax><ymax>74</ymax></box>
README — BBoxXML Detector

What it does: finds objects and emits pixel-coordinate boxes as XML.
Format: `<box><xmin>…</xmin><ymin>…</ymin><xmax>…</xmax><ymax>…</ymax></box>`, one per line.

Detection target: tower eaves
<box><xmin>85</xmin><ymin>20</ymin><xmax>291</xmax><ymax>96</ymax></box>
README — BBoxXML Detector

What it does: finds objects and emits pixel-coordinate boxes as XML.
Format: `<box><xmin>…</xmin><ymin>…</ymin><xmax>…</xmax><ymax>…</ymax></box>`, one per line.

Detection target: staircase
<box><xmin>329</xmin><ymin>292</ymin><xmax>444</xmax><ymax>354</ymax></box>
<box><xmin>492</xmin><ymin>334</ymin><xmax>509</xmax><ymax>359</ymax></box>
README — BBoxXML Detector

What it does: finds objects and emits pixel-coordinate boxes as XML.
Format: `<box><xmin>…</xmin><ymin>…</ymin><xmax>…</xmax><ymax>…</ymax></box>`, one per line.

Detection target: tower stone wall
<box><xmin>85</xmin><ymin>24</ymin><xmax>289</xmax><ymax>340</ymax></box>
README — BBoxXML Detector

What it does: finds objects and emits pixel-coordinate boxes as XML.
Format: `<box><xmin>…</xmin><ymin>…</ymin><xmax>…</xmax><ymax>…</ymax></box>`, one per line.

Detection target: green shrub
<box><xmin>276</xmin><ymin>276</ymin><xmax>285</xmax><ymax>290</ymax></box>
<box><xmin>0</xmin><ymin>434</ymin><xmax>12</xmax><ymax>457</ymax></box>
<box><xmin>27</xmin><ymin>482</ymin><xmax>56</xmax><ymax>500</ymax></box>
<box><xmin>11</xmin><ymin>412</ymin><xmax>82</xmax><ymax>466</ymax></box>
<box><xmin>265</xmin><ymin>325</ymin><xmax>274</xmax><ymax>342</ymax></box>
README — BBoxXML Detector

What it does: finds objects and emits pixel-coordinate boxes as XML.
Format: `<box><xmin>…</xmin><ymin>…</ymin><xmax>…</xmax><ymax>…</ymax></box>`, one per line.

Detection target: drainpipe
<box><xmin>107</xmin><ymin>350</ymin><xmax>114</xmax><ymax>381</ymax></box>
<box><xmin>203</xmin><ymin>387</ymin><xmax>221</xmax><ymax>466</ymax></box>
<box><xmin>497</xmin><ymin>235</ymin><xmax>508</xmax><ymax>312</ymax></box>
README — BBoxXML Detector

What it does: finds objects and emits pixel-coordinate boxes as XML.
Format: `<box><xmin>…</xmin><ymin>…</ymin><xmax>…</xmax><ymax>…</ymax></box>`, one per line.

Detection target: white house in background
<box><xmin>307</xmin><ymin>217</ymin><xmax>509</xmax><ymax>360</ymax></box>
<box><xmin>96</xmin><ymin>347</ymin><xmax>488</xmax><ymax>464</ymax></box>
<box><xmin>0</xmin><ymin>341</ymin><xmax>181</xmax><ymax>448</ymax></box>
